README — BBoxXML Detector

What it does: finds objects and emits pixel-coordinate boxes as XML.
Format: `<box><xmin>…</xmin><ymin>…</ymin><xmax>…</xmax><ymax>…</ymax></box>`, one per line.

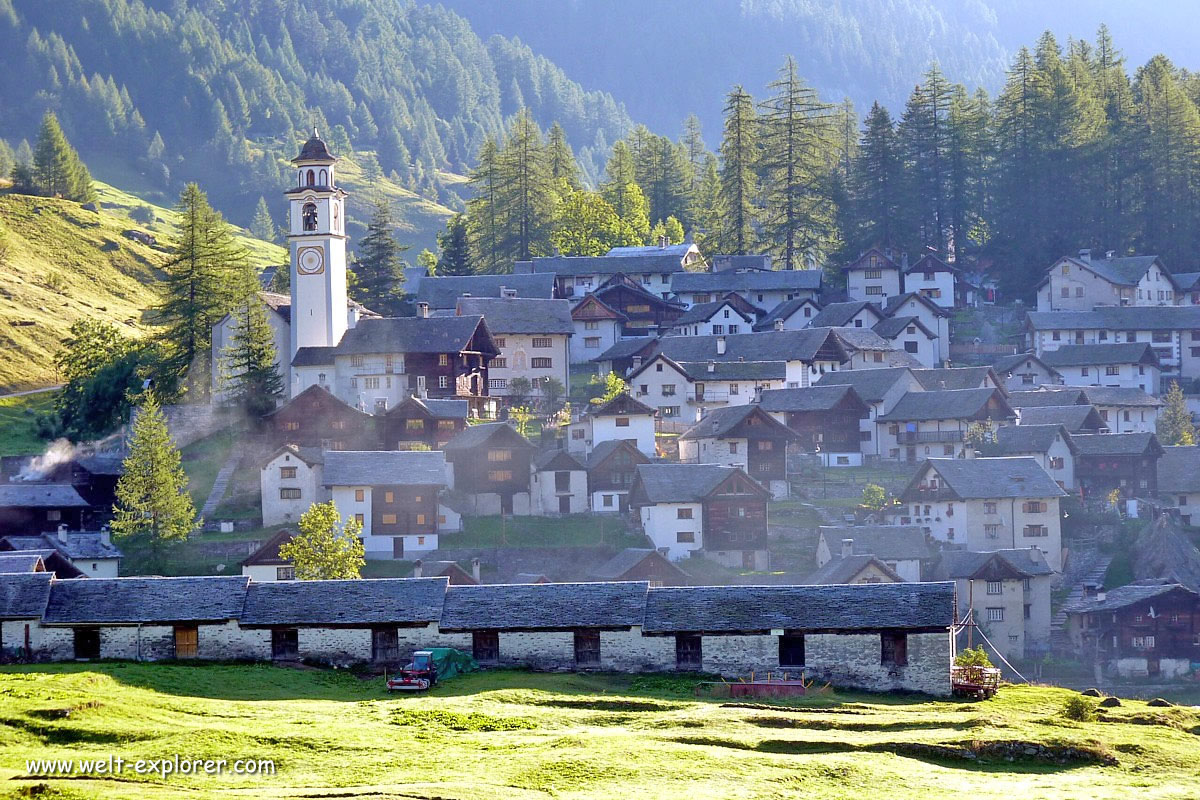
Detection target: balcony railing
<box><xmin>896</xmin><ymin>430</ymin><xmax>965</xmax><ymax>444</ymax></box>
<box><xmin>692</xmin><ymin>390</ymin><xmax>731</xmax><ymax>403</ymax></box>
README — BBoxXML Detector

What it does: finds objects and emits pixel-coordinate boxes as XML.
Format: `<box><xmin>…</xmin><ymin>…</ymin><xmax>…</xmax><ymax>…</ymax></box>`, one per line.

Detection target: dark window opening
<box><xmin>555</xmin><ymin>471</ymin><xmax>571</xmax><ymax>492</ymax></box>
<box><xmin>881</xmin><ymin>632</ymin><xmax>908</xmax><ymax>667</ymax></box>
<box><xmin>73</xmin><ymin>628</ymin><xmax>100</xmax><ymax>660</ymax></box>
<box><xmin>675</xmin><ymin>634</ymin><xmax>702</xmax><ymax>670</ymax></box>
<box><xmin>393</xmin><ymin>537</ymin><xmax>405</xmax><ymax>559</ymax></box>
<box><xmin>272</xmin><ymin>628</ymin><xmax>299</xmax><ymax>660</ymax></box>
<box><xmin>574</xmin><ymin>630</ymin><xmax>601</xmax><ymax>667</ymax></box>
<box><xmin>473</xmin><ymin>631</ymin><xmax>499</xmax><ymax>664</ymax></box>
<box><xmin>302</xmin><ymin>202</ymin><xmax>318</xmax><ymax>231</ymax></box>
<box><xmin>306</xmin><ymin>169</ymin><xmax>315</xmax><ymax>186</ymax></box>
<box><xmin>779</xmin><ymin>634</ymin><xmax>805</xmax><ymax>667</ymax></box>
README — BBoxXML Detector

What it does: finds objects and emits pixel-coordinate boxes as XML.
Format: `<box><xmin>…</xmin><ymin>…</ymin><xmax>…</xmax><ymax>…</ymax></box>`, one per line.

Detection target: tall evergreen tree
<box><xmin>436</xmin><ymin>213</ymin><xmax>473</xmax><ymax>276</ymax></box>
<box><xmin>680</xmin><ymin>113</ymin><xmax>709</xmax><ymax>225</ymax></box>
<box><xmin>849</xmin><ymin>102</ymin><xmax>903</xmax><ymax>255</ymax></box>
<box><xmin>497</xmin><ymin>110</ymin><xmax>556</xmax><ymax>263</ymax></box>
<box><xmin>222</xmin><ymin>298</ymin><xmax>284</xmax><ymax>420</ymax></box>
<box><xmin>631</xmin><ymin>128</ymin><xmax>690</xmax><ymax>228</ymax></box>
<box><xmin>467</xmin><ymin>137</ymin><xmax>506</xmax><ymax>274</ymax></box>
<box><xmin>250</xmin><ymin>196</ymin><xmax>278</xmax><ymax>243</ymax></box>
<box><xmin>546</xmin><ymin>121</ymin><xmax>581</xmax><ymax>192</ymax></box>
<box><xmin>691</xmin><ymin>153</ymin><xmax>724</xmax><ymax>253</ymax></box>
<box><xmin>719</xmin><ymin>85</ymin><xmax>759</xmax><ymax>255</ymax></box>
<box><xmin>897</xmin><ymin>65</ymin><xmax>955</xmax><ymax>257</ymax></box>
<box><xmin>757</xmin><ymin>58</ymin><xmax>836</xmax><ymax>268</ymax></box>
<box><xmin>353</xmin><ymin>198</ymin><xmax>408</xmax><ymax>315</ymax></box>
<box><xmin>156</xmin><ymin>183</ymin><xmax>255</xmax><ymax>398</ymax></box>
<box><xmin>31</xmin><ymin>111</ymin><xmax>93</xmax><ymax>202</ymax></box>
<box><xmin>1158</xmin><ymin>381</ymin><xmax>1197</xmax><ymax>446</ymax></box>
<box><xmin>111</xmin><ymin>394</ymin><xmax>198</xmax><ymax>570</ymax></box>
<box><xmin>601</xmin><ymin>141</ymin><xmax>651</xmax><ymax>243</ymax></box>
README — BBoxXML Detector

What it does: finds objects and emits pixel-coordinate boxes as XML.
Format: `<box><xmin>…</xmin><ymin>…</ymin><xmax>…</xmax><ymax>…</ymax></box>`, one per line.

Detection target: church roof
<box><xmin>292</xmin><ymin>130</ymin><xmax>335</xmax><ymax>163</ymax></box>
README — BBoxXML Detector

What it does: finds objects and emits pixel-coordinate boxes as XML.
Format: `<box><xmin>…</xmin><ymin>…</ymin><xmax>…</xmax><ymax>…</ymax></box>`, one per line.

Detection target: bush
<box><xmin>1062</xmin><ymin>694</ymin><xmax>1097</xmax><ymax>722</ymax></box>
<box><xmin>131</xmin><ymin>204</ymin><xmax>155</xmax><ymax>224</ymax></box>
<box><xmin>954</xmin><ymin>646</ymin><xmax>993</xmax><ymax>668</ymax></box>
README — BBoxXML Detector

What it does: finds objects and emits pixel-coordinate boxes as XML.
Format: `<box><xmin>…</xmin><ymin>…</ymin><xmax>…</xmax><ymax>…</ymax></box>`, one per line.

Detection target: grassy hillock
<box><xmin>1</xmin><ymin>665</ymin><xmax>1198</xmax><ymax>799</ymax></box>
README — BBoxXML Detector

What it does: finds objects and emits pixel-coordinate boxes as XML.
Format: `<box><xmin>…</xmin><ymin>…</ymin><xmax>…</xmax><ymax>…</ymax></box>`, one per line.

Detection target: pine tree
<box><xmin>31</xmin><ymin>111</ymin><xmax>94</xmax><ymax>202</ymax></box>
<box><xmin>279</xmin><ymin>500</ymin><xmax>365</xmax><ymax>580</ymax></box>
<box><xmin>849</xmin><ymin>102</ymin><xmax>903</xmax><ymax>255</ymax></box>
<box><xmin>250</xmin><ymin>196</ymin><xmax>278</xmax><ymax>243</ymax></box>
<box><xmin>437</xmin><ymin>213</ymin><xmax>473</xmax><ymax>276</ymax></box>
<box><xmin>222</xmin><ymin>298</ymin><xmax>284</xmax><ymax>420</ymax></box>
<box><xmin>601</xmin><ymin>141</ymin><xmax>651</xmax><ymax>244</ymax></box>
<box><xmin>632</xmin><ymin>129</ymin><xmax>690</xmax><ymax>229</ymax></box>
<box><xmin>353</xmin><ymin>198</ymin><xmax>408</xmax><ymax>315</ymax></box>
<box><xmin>546</xmin><ymin>121</ymin><xmax>581</xmax><ymax>192</ymax></box>
<box><xmin>897</xmin><ymin>65</ymin><xmax>955</xmax><ymax>257</ymax></box>
<box><xmin>111</xmin><ymin>394</ymin><xmax>198</xmax><ymax>570</ymax></box>
<box><xmin>1157</xmin><ymin>381</ymin><xmax>1196</xmax><ymax>446</ymax></box>
<box><xmin>467</xmin><ymin>137</ymin><xmax>506</xmax><ymax>274</ymax></box>
<box><xmin>758</xmin><ymin>57</ymin><xmax>836</xmax><ymax>268</ymax></box>
<box><xmin>719</xmin><ymin>86</ymin><xmax>759</xmax><ymax>255</ymax></box>
<box><xmin>497</xmin><ymin>110</ymin><xmax>556</xmax><ymax>262</ymax></box>
<box><xmin>156</xmin><ymin>183</ymin><xmax>256</xmax><ymax>399</ymax></box>
<box><xmin>0</xmin><ymin>139</ymin><xmax>13</xmax><ymax>180</ymax></box>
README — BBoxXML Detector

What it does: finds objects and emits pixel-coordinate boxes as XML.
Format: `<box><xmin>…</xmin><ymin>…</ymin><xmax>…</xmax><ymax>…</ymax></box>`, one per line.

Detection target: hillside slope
<box><xmin>0</xmin><ymin>183</ymin><xmax>286</xmax><ymax>392</ymax></box>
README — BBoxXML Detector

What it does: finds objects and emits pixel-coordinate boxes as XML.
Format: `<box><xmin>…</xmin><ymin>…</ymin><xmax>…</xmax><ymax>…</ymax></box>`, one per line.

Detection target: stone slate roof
<box><xmin>1027</xmin><ymin>306</ymin><xmax>1200</xmax><ymax>331</ymax></box>
<box><xmin>813</xmin><ymin>367</ymin><xmax>915</xmax><ymax>404</ymax></box>
<box><xmin>1040</xmin><ymin>343</ymin><xmax>1160</xmax><ymax>368</ymax></box>
<box><xmin>912</xmin><ymin>367</ymin><xmax>999</xmax><ymax>391</ymax></box>
<box><xmin>589</xmin><ymin>549</ymin><xmax>689</xmax><ymax>582</ymax></box>
<box><xmin>240</xmin><ymin>529</ymin><xmax>295</xmax><ymax>568</ymax></box>
<box><xmin>0</xmin><ymin>572</ymin><xmax>53</xmax><ymax>618</ymax></box>
<box><xmin>456</xmin><ymin>297</ymin><xmax>574</xmax><ymax>334</ymax></box>
<box><xmin>680</xmin><ymin>405</ymin><xmax>796</xmax><ymax>440</ymax></box>
<box><xmin>641</xmin><ymin>581</ymin><xmax>955</xmax><ymax>633</ymax></box>
<box><xmin>806</xmin><ymin>301</ymin><xmax>882</xmax><ymax>329</ymax></box>
<box><xmin>293</xmin><ymin>130</ymin><xmax>335</xmax><ymax>162</ymax></box>
<box><xmin>43</xmin><ymin>576</ymin><xmax>250</xmax><ymax>624</ymax></box>
<box><xmin>443</xmin><ymin>421</ymin><xmax>535</xmax><ymax>452</ymax></box>
<box><xmin>882</xmin><ymin>292</ymin><xmax>951</xmax><ymax>318</ymax></box>
<box><xmin>934</xmin><ymin>549</ymin><xmax>1055</xmax><ymax>581</ymax></box>
<box><xmin>904</xmin><ymin>457</ymin><xmax>1066</xmax><ymax>500</ymax></box>
<box><xmin>757</xmin><ymin>385</ymin><xmax>866</xmax><ymax>413</ymax></box>
<box><xmin>1071</xmin><ymin>432</ymin><xmax>1164</xmax><ymax>457</ymax></box>
<box><xmin>672</xmin><ymin>360</ymin><xmax>786</xmax><ymax>382</ymax></box>
<box><xmin>992</xmin><ymin>353</ymin><xmax>1061</xmax><ymax>378</ymax></box>
<box><xmin>322</xmin><ymin>450</ymin><xmax>448</xmax><ymax>487</ymax></box>
<box><xmin>1078</xmin><ymin>386</ymin><xmax>1163</xmax><ymax>408</ymax></box>
<box><xmin>1061</xmin><ymin>582</ymin><xmax>1194</xmax><ymax>614</ymax></box>
<box><xmin>586</xmin><ymin>392</ymin><xmax>656</xmax><ymax>417</ymax></box>
<box><xmin>0</xmin><ymin>485</ymin><xmax>89</xmax><ymax>508</ymax></box>
<box><xmin>439</xmin><ymin>581</ymin><xmax>649</xmax><ymax>631</ymax></box>
<box><xmin>873</xmin><ymin>315</ymin><xmax>934</xmax><ymax>339</ymax></box>
<box><xmin>585</xmin><ymin>439</ymin><xmax>647</xmax><ymax>470</ymax></box>
<box><xmin>1007</xmin><ymin>389</ymin><xmax>1087</xmax><ymax>408</ymax></box>
<box><xmin>1051</xmin><ymin>254</ymin><xmax>1164</xmax><ymax>287</ymax></box>
<box><xmin>753</xmin><ymin>297</ymin><xmax>820</xmax><ymax>330</ymax></box>
<box><xmin>992</xmin><ymin>424</ymin><xmax>1076</xmax><ymax>455</ymax></box>
<box><xmin>905</xmin><ymin>253</ymin><xmax>958</xmax><ymax>274</ymax></box>
<box><xmin>521</xmin><ymin>254</ymin><xmax>685</xmax><ymax>277</ymax></box>
<box><xmin>591</xmin><ymin>337</ymin><xmax>657</xmax><ymax>363</ymax></box>
<box><xmin>2</xmin><ymin>533</ymin><xmax>121</xmax><ymax>562</ymax></box>
<box><xmin>291</xmin><ymin>346</ymin><xmax>337</xmax><ymax>367</ymax></box>
<box><xmin>606</xmin><ymin>243</ymin><xmax>695</xmax><ymax>259</ymax></box>
<box><xmin>334</xmin><ymin>315</ymin><xmax>493</xmax><ymax>356</ymax></box>
<box><xmin>387</xmin><ymin>396</ymin><xmax>469</xmax><ymax>420</ymax></box>
<box><xmin>632</xmin><ymin>463</ymin><xmax>744</xmax><ymax>504</ymax></box>
<box><xmin>570</xmin><ymin>294</ymin><xmax>627</xmax><ymax>322</ymax></box>
<box><xmin>803</xmin><ymin>555</ymin><xmax>903</xmax><ymax>585</ymax></box>
<box><xmin>876</xmin><ymin>388</ymin><xmax>1011</xmax><ymax>422</ymax></box>
<box><xmin>75</xmin><ymin>454</ymin><xmax>125</xmax><ymax>476</ymax></box>
<box><xmin>240</xmin><ymin>577</ymin><xmax>448</xmax><ymax>627</ymax></box>
<box><xmin>652</xmin><ymin>328</ymin><xmax>850</xmax><ymax>364</ymax></box>
<box><xmin>532</xmin><ymin>449</ymin><xmax>586</xmax><ymax>471</ymax></box>
<box><xmin>0</xmin><ymin>553</ymin><xmax>45</xmax><ymax>573</ymax></box>
<box><xmin>710</xmin><ymin>254</ymin><xmax>773</xmax><ymax>271</ymax></box>
<box><xmin>1158</xmin><ymin>446</ymin><xmax>1200</xmax><ymax>493</ymax></box>
<box><xmin>817</xmin><ymin>526</ymin><xmax>935</xmax><ymax>561</ymax></box>
<box><xmin>1017</xmin><ymin>405</ymin><xmax>1106</xmax><ymax>432</ymax></box>
<box><xmin>1172</xmin><ymin>271</ymin><xmax>1200</xmax><ymax>291</ymax></box>
<box><xmin>671</xmin><ymin>269</ymin><xmax>822</xmax><ymax>294</ymax></box>
<box><xmin>412</xmin><ymin>273</ymin><xmax>555</xmax><ymax>309</ymax></box>
<box><xmin>671</xmin><ymin>300</ymin><xmax>754</xmax><ymax>327</ymax></box>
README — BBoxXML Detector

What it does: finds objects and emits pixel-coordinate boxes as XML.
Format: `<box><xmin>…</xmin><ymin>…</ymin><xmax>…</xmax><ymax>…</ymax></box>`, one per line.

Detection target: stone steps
<box><xmin>200</xmin><ymin>451</ymin><xmax>242</xmax><ymax>521</ymax></box>
<box><xmin>1051</xmin><ymin>554</ymin><xmax>1112</xmax><ymax>633</ymax></box>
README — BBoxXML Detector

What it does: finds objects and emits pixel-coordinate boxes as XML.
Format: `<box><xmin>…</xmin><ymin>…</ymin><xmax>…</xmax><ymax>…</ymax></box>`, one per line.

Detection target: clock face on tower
<box><xmin>297</xmin><ymin>245</ymin><xmax>325</xmax><ymax>275</ymax></box>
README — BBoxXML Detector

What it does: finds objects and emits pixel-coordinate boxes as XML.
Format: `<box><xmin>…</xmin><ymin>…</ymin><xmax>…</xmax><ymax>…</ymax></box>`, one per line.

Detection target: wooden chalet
<box><xmin>1072</xmin><ymin>432</ymin><xmax>1164</xmax><ymax>499</ymax></box>
<box><xmin>591</xmin><ymin>273</ymin><xmax>686</xmax><ymax>336</ymax></box>
<box><xmin>585</xmin><ymin>439</ymin><xmax>651</xmax><ymax>512</ymax></box>
<box><xmin>702</xmin><ymin>469</ymin><xmax>772</xmax><ymax>555</ymax></box>
<box><xmin>266</xmin><ymin>385</ymin><xmax>375</xmax><ymax>450</ymax></box>
<box><xmin>442</xmin><ymin>422</ymin><xmax>537</xmax><ymax>515</ymax></box>
<box><xmin>756</xmin><ymin>385</ymin><xmax>870</xmax><ymax>455</ymax></box>
<box><xmin>0</xmin><ymin>486</ymin><xmax>90</xmax><ymax>536</ymax></box>
<box><xmin>323</xmin><ymin>451</ymin><xmax>449</xmax><ymax>554</ymax></box>
<box><xmin>679</xmin><ymin>405</ymin><xmax>797</xmax><ymax>487</ymax></box>
<box><xmin>1064</xmin><ymin>583</ymin><xmax>1200</xmax><ymax>679</ymax></box>
<box><xmin>378</xmin><ymin>396</ymin><xmax>468</xmax><ymax>451</ymax></box>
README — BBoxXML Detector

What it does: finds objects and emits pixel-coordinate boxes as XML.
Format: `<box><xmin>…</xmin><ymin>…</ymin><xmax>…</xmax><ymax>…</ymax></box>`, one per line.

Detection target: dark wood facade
<box><xmin>371</xmin><ymin>485</ymin><xmax>439</xmax><ymax>537</ymax></box>
<box><xmin>702</xmin><ymin>471</ymin><xmax>770</xmax><ymax>553</ymax></box>
<box><xmin>1076</xmin><ymin>444</ymin><xmax>1163</xmax><ymax>499</ymax></box>
<box><xmin>779</xmin><ymin>398</ymin><xmax>870</xmax><ymax>454</ymax></box>
<box><xmin>378</xmin><ymin>397</ymin><xmax>467</xmax><ymax>451</ymax></box>
<box><xmin>1078</xmin><ymin>587</ymin><xmax>1200</xmax><ymax>671</ymax></box>
<box><xmin>0</xmin><ymin>456</ymin><xmax>121</xmax><ymax>526</ymax></box>
<box><xmin>587</xmin><ymin>441</ymin><xmax>650</xmax><ymax>509</ymax></box>
<box><xmin>0</xmin><ymin>503</ymin><xmax>86</xmax><ymax>537</ymax></box>
<box><xmin>593</xmin><ymin>274</ymin><xmax>686</xmax><ymax>336</ymax></box>
<box><xmin>444</xmin><ymin>424</ymin><xmax>536</xmax><ymax>512</ymax></box>
<box><xmin>267</xmin><ymin>385</ymin><xmax>374</xmax><ymax>450</ymax></box>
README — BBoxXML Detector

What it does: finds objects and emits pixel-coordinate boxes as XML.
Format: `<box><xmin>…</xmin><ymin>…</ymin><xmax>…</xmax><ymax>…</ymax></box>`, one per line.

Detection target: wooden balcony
<box><xmin>897</xmin><ymin>430</ymin><xmax>965</xmax><ymax>444</ymax></box>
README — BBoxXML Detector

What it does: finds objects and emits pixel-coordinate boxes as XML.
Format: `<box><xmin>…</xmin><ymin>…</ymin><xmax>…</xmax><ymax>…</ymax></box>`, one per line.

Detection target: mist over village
<box><xmin>1</xmin><ymin>1</ymin><xmax>1200</xmax><ymax>798</ymax></box>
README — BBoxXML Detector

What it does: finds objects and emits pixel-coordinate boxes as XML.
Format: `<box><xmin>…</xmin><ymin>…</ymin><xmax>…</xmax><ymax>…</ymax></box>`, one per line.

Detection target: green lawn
<box><xmin>0</xmin><ymin>391</ymin><xmax>56</xmax><ymax>456</ymax></box>
<box><xmin>1</xmin><ymin>664</ymin><xmax>1198</xmax><ymax>799</ymax></box>
<box><xmin>442</xmin><ymin>515</ymin><xmax>647</xmax><ymax>549</ymax></box>
<box><xmin>179</xmin><ymin>430</ymin><xmax>237</xmax><ymax>509</ymax></box>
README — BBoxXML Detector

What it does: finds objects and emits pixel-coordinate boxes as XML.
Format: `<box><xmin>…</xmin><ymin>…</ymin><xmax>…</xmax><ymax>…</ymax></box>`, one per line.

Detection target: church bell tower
<box><xmin>287</xmin><ymin>129</ymin><xmax>348</xmax><ymax>361</ymax></box>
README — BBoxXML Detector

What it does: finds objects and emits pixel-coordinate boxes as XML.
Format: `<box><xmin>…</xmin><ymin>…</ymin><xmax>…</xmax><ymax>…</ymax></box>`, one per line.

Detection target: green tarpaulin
<box><xmin>427</xmin><ymin>647</ymin><xmax>476</xmax><ymax>681</ymax></box>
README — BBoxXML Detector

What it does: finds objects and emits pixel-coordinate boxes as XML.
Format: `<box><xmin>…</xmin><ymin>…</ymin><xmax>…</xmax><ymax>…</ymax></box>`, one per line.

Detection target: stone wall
<box><xmin>806</xmin><ymin>631</ymin><xmax>951</xmax><ymax>696</ymax></box>
<box><xmin>130</xmin><ymin>403</ymin><xmax>235</xmax><ymax>450</ymax></box>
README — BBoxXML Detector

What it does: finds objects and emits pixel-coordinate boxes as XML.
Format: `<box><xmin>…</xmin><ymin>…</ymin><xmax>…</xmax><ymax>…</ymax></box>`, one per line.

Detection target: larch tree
<box><xmin>437</xmin><ymin>213</ymin><xmax>473</xmax><ymax>276</ymax></box>
<box><xmin>31</xmin><ymin>111</ymin><xmax>94</xmax><ymax>202</ymax></box>
<box><xmin>1157</xmin><ymin>381</ymin><xmax>1196</xmax><ymax>446</ymax></box>
<box><xmin>352</xmin><ymin>198</ymin><xmax>408</xmax><ymax>315</ymax></box>
<box><xmin>601</xmin><ymin>141</ymin><xmax>651</xmax><ymax>244</ymax></box>
<box><xmin>250</xmin><ymin>196</ymin><xmax>278</xmax><ymax>243</ymax></box>
<box><xmin>279</xmin><ymin>501</ymin><xmax>365</xmax><ymax>580</ymax></box>
<box><xmin>111</xmin><ymin>394</ymin><xmax>198</xmax><ymax>570</ymax></box>
<box><xmin>546</xmin><ymin>121</ymin><xmax>582</xmax><ymax>193</ymax></box>
<box><xmin>467</xmin><ymin>137</ymin><xmax>507</xmax><ymax>274</ymax></box>
<box><xmin>719</xmin><ymin>85</ymin><xmax>759</xmax><ymax>255</ymax></box>
<box><xmin>498</xmin><ymin>110</ymin><xmax>556</xmax><ymax>262</ymax></box>
<box><xmin>222</xmin><ymin>298</ymin><xmax>284</xmax><ymax>421</ymax></box>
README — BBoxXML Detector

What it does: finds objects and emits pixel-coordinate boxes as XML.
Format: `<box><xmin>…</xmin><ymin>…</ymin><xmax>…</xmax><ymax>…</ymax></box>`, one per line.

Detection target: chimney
<box><xmin>99</xmin><ymin>526</ymin><xmax>111</xmax><ymax>546</ymax></box>
<box><xmin>659</xmin><ymin>235</ymin><xmax>667</xmax><ymax>248</ymax></box>
<box><xmin>707</xmin><ymin>360</ymin><xmax>716</xmax><ymax>373</ymax></box>
<box><xmin>716</xmin><ymin>336</ymin><xmax>726</xmax><ymax>355</ymax></box>
<box><xmin>753</xmin><ymin>385</ymin><xmax>764</xmax><ymax>403</ymax></box>
<box><xmin>412</xmin><ymin>559</ymin><xmax>423</xmax><ymax>578</ymax></box>
<box><xmin>901</xmin><ymin>252</ymin><xmax>909</xmax><ymax>269</ymax></box>
<box><xmin>1105</xmin><ymin>250</ymin><xmax>1114</xmax><ymax>259</ymax></box>
<box><xmin>1078</xmin><ymin>248</ymin><xmax>1091</xmax><ymax>261</ymax></box>
<box><xmin>1096</xmin><ymin>591</ymin><xmax>1107</xmax><ymax>602</ymax></box>
<box><xmin>471</xmin><ymin>557</ymin><xmax>481</xmax><ymax>583</ymax></box>
<box><xmin>696</xmin><ymin>407</ymin><xmax>705</xmax><ymax>422</ymax></box>
<box><xmin>841</xmin><ymin>538</ymin><xmax>854</xmax><ymax>558</ymax></box>
<box><xmin>418</xmin><ymin>302</ymin><xmax>430</xmax><ymax>319</ymax></box>
<box><xmin>632</xmin><ymin>355</ymin><xmax>643</xmax><ymax>369</ymax></box>
<box><xmin>774</xmin><ymin>319</ymin><xmax>785</xmax><ymax>331</ymax></box>
<box><xmin>57</xmin><ymin>524</ymin><xmax>68</xmax><ymax>543</ymax></box>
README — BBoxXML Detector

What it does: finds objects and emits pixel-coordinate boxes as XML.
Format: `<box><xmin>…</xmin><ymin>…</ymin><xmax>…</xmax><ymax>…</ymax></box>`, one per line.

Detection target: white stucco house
<box><xmin>260</xmin><ymin>445</ymin><xmax>326</xmax><ymax>527</ymax></box>
<box><xmin>530</xmin><ymin>450</ymin><xmax>589</xmax><ymax>515</ymax></box>
<box><xmin>567</xmin><ymin>393</ymin><xmax>658</xmax><ymax>458</ymax></box>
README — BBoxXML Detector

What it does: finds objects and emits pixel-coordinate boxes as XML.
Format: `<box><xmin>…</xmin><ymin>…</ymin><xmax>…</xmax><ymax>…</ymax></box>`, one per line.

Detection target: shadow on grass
<box><xmin>748</xmin><ymin>715</ymin><xmax>985</xmax><ymax>732</ymax></box>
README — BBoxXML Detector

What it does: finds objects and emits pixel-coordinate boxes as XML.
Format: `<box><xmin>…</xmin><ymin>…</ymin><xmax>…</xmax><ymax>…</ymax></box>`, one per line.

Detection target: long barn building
<box><xmin>0</xmin><ymin>574</ymin><xmax>956</xmax><ymax>696</ymax></box>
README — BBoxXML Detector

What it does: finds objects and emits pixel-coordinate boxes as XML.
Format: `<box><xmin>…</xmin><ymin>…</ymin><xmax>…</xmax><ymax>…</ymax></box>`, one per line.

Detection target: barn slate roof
<box><xmin>631</xmin><ymin>464</ymin><xmax>745</xmax><ymax>504</ymax></box>
<box><xmin>934</xmin><ymin>549</ymin><xmax>1055</xmax><ymax>581</ymax></box>
<box><xmin>806</xmin><ymin>301</ymin><xmax>883</xmax><ymax>329</ymax></box>
<box><xmin>752</xmin><ymin>297</ymin><xmax>820</xmax><ymax>330</ymax></box>
<box><xmin>438</xmin><ymin>581</ymin><xmax>649</xmax><ymax>631</ymax></box>
<box><xmin>442</xmin><ymin>422</ymin><xmax>535</xmax><ymax>452</ymax></box>
<box><xmin>756</xmin><ymin>384</ymin><xmax>866</xmax><ymax>413</ymax></box>
<box><xmin>873</xmin><ymin>315</ymin><xmax>935</xmax><ymax>339</ymax></box>
<box><xmin>0</xmin><ymin>485</ymin><xmax>89</xmax><ymax>508</ymax></box>
<box><xmin>239</xmin><ymin>577</ymin><xmax>448</xmax><ymax>626</ymax></box>
<box><xmin>1007</xmin><ymin>389</ymin><xmax>1088</xmax><ymax>408</ymax></box>
<box><xmin>903</xmin><ymin>457</ymin><xmax>1065</xmax><ymax>500</ymax></box>
<box><xmin>1071</xmin><ymin>432</ymin><xmax>1164</xmax><ymax>457</ymax></box>
<box><xmin>3</xmin><ymin>533</ymin><xmax>122</xmax><ymax>562</ymax></box>
<box><xmin>671</xmin><ymin>269</ymin><xmax>823</xmax><ymax>294</ymax></box>
<box><xmin>1040</xmin><ymin>343</ymin><xmax>1160</xmax><ymax>368</ymax></box>
<box><xmin>0</xmin><ymin>553</ymin><xmax>45</xmax><ymax>573</ymax></box>
<box><xmin>322</xmin><ymin>450</ymin><xmax>448</xmax><ymax>487</ymax></box>
<box><xmin>333</xmin><ymin>315</ymin><xmax>494</xmax><ymax>356</ymax></box>
<box><xmin>817</xmin><ymin>526</ymin><xmax>935</xmax><ymax>561</ymax></box>
<box><xmin>412</xmin><ymin>273</ymin><xmax>556</xmax><ymax>309</ymax></box>
<box><xmin>0</xmin><ymin>572</ymin><xmax>53</xmax><ymax>619</ymax></box>
<box><xmin>1061</xmin><ymin>582</ymin><xmax>1195</xmax><ymax>614</ymax></box>
<box><xmin>991</xmin><ymin>424</ymin><xmax>1076</xmax><ymax>455</ymax></box>
<box><xmin>876</xmin><ymin>388</ymin><xmax>1011</xmax><ymax>422</ymax></box>
<box><xmin>1017</xmin><ymin>405</ymin><xmax>1106</xmax><ymax>432</ymax></box>
<box><xmin>42</xmin><ymin>576</ymin><xmax>250</xmax><ymax>624</ymax></box>
<box><xmin>679</xmin><ymin>405</ymin><xmax>796</xmax><ymax>441</ymax></box>
<box><xmin>589</xmin><ymin>549</ymin><xmax>689</xmax><ymax>582</ymax></box>
<box><xmin>1078</xmin><ymin>386</ymin><xmax>1163</xmax><ymax>408</ymax></box>
<box><xmin>1157</xmin><ymin>446</ymin><xmax>1200</xmax><ymax>493</ymax></box>
<box><xmin>813</xmin><ymin>367</ymin><xmax>915</xmax><ymax>404</ymax></box>
<box><xmin>641</xmin><ymin>581</ymin><xmax>955</xmax><ymax>633</ymax></box>
<box><xmin>802</xmin><ymin>555</ymin><xmax>904</xmax><ymax>585</ymax></box>
<box><xmin>1026</xmin><ymin>306</ymin><xmax>1200</xmax><ymax>331</ymax></box>
<box><xmin>455</xmin><ymin>297</ymin><xmax>574</xmax><ymax>334</ymax></box>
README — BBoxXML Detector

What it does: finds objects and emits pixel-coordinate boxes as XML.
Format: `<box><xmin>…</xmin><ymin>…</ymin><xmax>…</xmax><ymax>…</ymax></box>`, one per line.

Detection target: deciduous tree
<box><xmin>280</xmin><ymin>501</ymin><xmax>365</xmax><ymax>580</ymax></box>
